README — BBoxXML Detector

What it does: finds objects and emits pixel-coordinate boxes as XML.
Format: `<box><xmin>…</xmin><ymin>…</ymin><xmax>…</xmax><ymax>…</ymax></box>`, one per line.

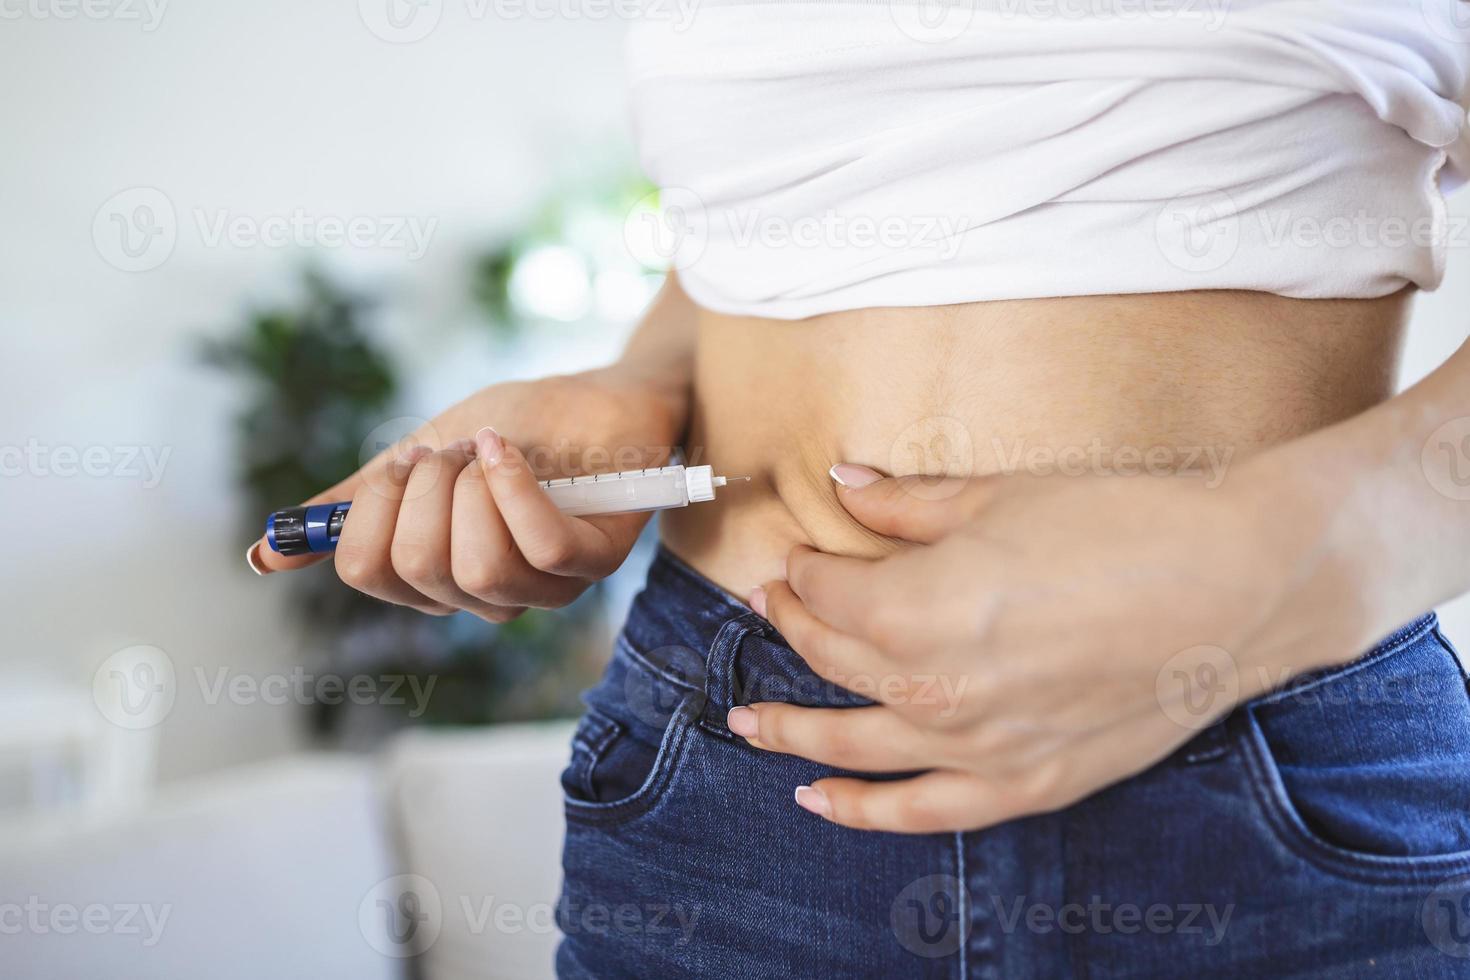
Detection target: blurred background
<box><xmin>2</xmin><ymin>4</ymin><xmax>1469</xmax><ymax>979</ymax></box>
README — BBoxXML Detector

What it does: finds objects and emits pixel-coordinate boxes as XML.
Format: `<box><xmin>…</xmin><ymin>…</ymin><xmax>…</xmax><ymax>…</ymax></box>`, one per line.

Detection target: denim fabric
<box><xmin>556</xmin><ymin>547</ymin><xmax>1470</xmax><ymax>978</ymax></box>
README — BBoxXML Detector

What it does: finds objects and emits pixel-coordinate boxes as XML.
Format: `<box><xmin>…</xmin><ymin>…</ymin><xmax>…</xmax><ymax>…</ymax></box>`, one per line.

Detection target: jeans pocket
<box><xmin>1239</xmin><ymin>622</ymin><xmax>1470</xmax><ymax>882</ymax></box>
<box><xmin>560</xmin><ymin>637</ymin><xmax>707</xmax><ymax>826</ymax></box>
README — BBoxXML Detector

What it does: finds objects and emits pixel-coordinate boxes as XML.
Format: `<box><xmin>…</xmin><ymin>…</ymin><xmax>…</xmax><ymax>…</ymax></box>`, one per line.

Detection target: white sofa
<box><xmin>0</xmin><ymin>723</ymin><xmax>574</xmax><ymax>980</ymax></box>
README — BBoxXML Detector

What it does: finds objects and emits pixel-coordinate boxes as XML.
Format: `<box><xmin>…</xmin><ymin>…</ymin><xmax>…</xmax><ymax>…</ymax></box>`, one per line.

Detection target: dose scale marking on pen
<box><xmin>262</xmin><ymin>463</ymin><xmax>749</xmax><ymax>558</ymax></box>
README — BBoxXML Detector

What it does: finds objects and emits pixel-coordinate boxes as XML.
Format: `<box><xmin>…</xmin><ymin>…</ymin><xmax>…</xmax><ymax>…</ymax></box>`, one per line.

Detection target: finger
<box><xmin>783</xmin><ymin>545</ymin><xmax>897</xmax><ymax>645</ymax></box>
<box><xmin>757</xmin><ymin>580</ymin><xmax>896</xmax><ymax>698</ymax></box>
<box><xmin>801</xmin><ymin>709</ymin><xmax>1201</xmax><ymax>834</ymax></box>
<box><xmin>829</xmin><ymin>464</ymin><xmax>999</xmax><ymax>544</ymax></box>
<box><xmin>333</xmin><ymin>448</ymin><xmax>455</xmax><ymax>616</ymax></box>
<box><xmin>248</xmin><ymin>432</ymin><xmax>440</xmax><ymax>575</ymax></box>
<box><xmin>477</xmin><ymin>427</ymin><xmax>644</xmax><ymax>579</ymax></box>
<box><xmin>726</xmin><ymin>702</ymin><xmax>933</xmax><ymax>772</ymax></box>
<box><xmin>796</xmin><ymin>770</ymin><xmax>1013</xmax><ymax>834</ymax></box>
<box><xmin>449</xmin><ymin>461</ymin><xmax>580</xmax><ymax>613</ymax></box>
<box><xmin>391</xmin><ymin>446</ymin><xmax>521</xmax><ymax>621</ymax></box>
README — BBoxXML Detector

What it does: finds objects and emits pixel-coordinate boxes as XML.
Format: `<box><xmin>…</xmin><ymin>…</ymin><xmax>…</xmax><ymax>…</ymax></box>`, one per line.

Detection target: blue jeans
<box><xmin>556</xmin><ymin>547</ymin><xmax>1470</xmax><ymax>978</ymax></box>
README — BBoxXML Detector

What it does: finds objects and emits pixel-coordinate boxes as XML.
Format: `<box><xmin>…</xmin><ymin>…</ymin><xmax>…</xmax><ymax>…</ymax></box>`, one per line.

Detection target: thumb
<box><xmin>828</xmin><ymin>463</ymin><xmax>998</xmax><ymax>543</ymax></box>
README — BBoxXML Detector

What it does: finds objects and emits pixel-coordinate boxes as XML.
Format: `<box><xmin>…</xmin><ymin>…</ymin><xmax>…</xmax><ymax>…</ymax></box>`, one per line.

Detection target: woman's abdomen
<box><xmin>661</xmin><ymin>289</ymin><xmax>1410</xmax><ymax>597</ymax></box>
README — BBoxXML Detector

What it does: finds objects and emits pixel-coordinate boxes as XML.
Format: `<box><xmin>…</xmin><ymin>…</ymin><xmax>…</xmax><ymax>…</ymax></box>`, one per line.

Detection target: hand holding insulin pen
<box><xmin>263</xmin><ymin>452</ymin><xmax>749</xmax><ymax>557</ymax></box>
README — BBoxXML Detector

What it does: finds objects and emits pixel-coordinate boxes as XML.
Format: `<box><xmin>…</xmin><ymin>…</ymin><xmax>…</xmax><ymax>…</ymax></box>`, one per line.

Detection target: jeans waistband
<box><xmin>624</xmin><ymin>546</ymin><xmax>1443</xmax><ymax>740</ymax></box>
<box><xmin>621</xmin><ymin>547</ymin><xmax>873</xmax><ymax>736</ymax></box>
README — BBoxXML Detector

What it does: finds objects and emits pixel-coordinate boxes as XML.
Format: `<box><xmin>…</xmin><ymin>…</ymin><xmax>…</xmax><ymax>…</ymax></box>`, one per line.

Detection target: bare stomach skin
<box><xmin>660</xmin><ymin>289</ymin><xmax>1411</xmax><ymax>598</ymax></box>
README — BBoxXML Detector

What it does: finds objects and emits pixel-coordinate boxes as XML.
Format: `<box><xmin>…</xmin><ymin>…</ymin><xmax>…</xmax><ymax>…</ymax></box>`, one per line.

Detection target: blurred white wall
<box><xmin>0</xmin><ymin>2</ymin><xmax>636</xmax><ymax>783</ymax></box>
<box><xmin>2</xmin><ymin>3</ymin><xmax>1469</xmax><ymax>790</ymax></box>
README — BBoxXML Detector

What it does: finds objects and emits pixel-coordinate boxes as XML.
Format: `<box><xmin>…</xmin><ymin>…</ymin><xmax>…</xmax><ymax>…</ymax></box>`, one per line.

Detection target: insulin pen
<box><xmin>264</xmin><ymin>463</ymin><xmax>748</xmax><ymax>557</ymax></box>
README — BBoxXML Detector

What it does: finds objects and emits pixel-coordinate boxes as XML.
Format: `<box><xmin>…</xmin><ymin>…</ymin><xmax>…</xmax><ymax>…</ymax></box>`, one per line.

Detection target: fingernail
<box><xmin>245</xmin><ymin>541</ymin><xmax>270</xmax><ymax>576</ymax></box>
<box><xmin>727</xmin><ymin>705</ymin><xmax>758</xmax><ymax>738</ymax></box>
<box><xmin>829</xmin><ymin>463</ymin><xmax>881</xmax><ymax>489</ymax></box>
<box><xmin>475</xmin><ymin>427</ymin><xmax>504</xmax><ymax>467</ymax></box>
<box><xmin>749</xmin><ymin>586</ymin><xmax>767</xmax><ymax>618</ymax></box>
<box><xmin>794</xmin><ymin>785</ymin><xmax>832</xmax><ymax>818</ymax></box>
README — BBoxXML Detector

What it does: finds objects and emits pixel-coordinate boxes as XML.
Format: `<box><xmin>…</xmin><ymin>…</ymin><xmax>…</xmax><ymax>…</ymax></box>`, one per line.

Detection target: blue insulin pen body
<box><xmin>263</xmin><ymin>464</ymin><xmax>741</xmax><ymax>557</ymax></box>
<box><xmin>266</xmin><ymin>502</ymin><xmax>352</xmax><ymax>557</ymax></box>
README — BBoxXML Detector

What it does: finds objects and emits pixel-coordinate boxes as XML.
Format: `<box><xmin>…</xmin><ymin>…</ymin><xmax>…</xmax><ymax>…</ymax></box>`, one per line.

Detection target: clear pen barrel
<box><xmin>541</xmin><ymin>468</ymin><xmax>689</xmax><ymax>517</ymax></box>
